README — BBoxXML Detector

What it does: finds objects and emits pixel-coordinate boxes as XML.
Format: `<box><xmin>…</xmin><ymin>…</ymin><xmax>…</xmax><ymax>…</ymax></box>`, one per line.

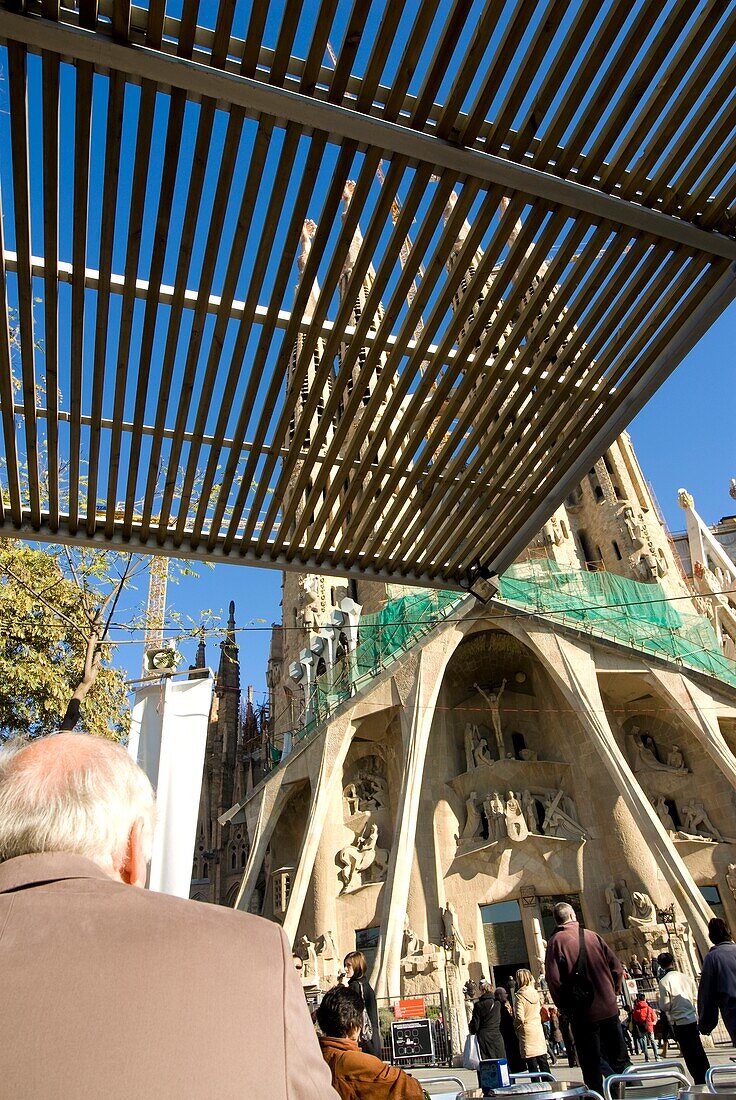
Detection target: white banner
<box><xmin>129</xmin><ymin>674</ymin><xmax>213</xmax><ymax>898</ymax></box>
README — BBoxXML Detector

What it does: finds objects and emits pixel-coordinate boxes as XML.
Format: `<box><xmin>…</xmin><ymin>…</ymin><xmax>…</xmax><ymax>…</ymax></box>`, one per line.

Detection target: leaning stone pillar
<box><xmin>372</xmin><ymin>635</ymin><xmax>455</xmax><ymax>998</ymax></box>
<box><xmin>509</xmin><ymin>623</ymin><xmax>712</xmax><ymax>954</ymax></box>
<box><xmin>234</xmin><ymin>770</ymin><xmax>290</xmax><ymax>911</ymax></box>
<box><xmin>282</xmin><ymin>712</ymin><xmax>355</xmax><ymax>945</ymax></box>
<box><xmin>646</xmin><ymin>666</ymin><xmax>736</xmax><ymax>787</ymax></box>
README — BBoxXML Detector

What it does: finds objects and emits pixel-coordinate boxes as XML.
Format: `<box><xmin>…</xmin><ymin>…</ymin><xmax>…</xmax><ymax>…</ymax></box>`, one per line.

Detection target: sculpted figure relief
<box><xmin>475</xmin><ymin>680</ymin><xmax>507</xmax><ymax>759</ymax></box>
<box><xmin>299</xmin><ymin>935</ymin><xmax>318</xmax><ymax>978</ymax></box>
<box><xmin>442</xmin><ymin>901</ymin><xmax>473</xmax><ymax>966</ymax></box>
<box><xmin>680</xmin><ymin>799</ymin><xmax>723</xmax><ymax>842</ymax></box>
<box><xmin>473</xmin><ymin>737</ymin><xmax>493</xmax><ymax>768</ymax></box>
<box><xmin>462</xmin><ymin>793</ymin><xmax>482</xmax><ymax>840</ymax></box>
<box><xmin>628</xmin><ymin>891</ymin><xmax>657</xmax><ymax>930</ymax></box>
<box><xmin>726</xmin><ymin>864</ymin><xmax>736</xmax><ymax>903</ymax></box>
<box><xmin>483</xmin><ymin>791</ymin><xmax>506</xmax><ymax>842</ymax></box>
<box><xmin>653</xmin><ymin>795</ymin><xmax>676</xmax><ymax>833</ymax></box>
<box><xmin>337</xmin><ymin>823</ymin><xmax>387</xmax><ymax>892</ymax></box>
<box><xmin>632</xmin><ymin>729</ymin><xmax>684</xmax><ymax>773</ymax></box>
<box><xmin>505</xmin><ymin>790</ymin><xmax>529</xmax><ymax>841</ymax></box>
<box><xmin>605</xmin><ymin>884</ymin><xmax>626</xmax><ymax>932</ymax></box>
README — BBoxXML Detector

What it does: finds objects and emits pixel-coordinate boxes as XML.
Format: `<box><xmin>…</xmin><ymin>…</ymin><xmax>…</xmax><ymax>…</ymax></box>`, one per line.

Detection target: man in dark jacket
<box><xmin>545</xmin><ymin>902</ymin><xmax>629</xmax><ymax>1093</ymax></box>
<box><xmin>698</xmin><ymin>917</ymin><xmax>736</xmax><ymax>1043</ymax></box>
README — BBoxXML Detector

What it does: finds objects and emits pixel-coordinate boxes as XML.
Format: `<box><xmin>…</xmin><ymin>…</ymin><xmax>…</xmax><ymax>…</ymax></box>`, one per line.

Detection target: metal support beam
<box><xmin>2</xmin><ymin>9</ymin><xmax>736</xmax><ymax>261</ymax></box>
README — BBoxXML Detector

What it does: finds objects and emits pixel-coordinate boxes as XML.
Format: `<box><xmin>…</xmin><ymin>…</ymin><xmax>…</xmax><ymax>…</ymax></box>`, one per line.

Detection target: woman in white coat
<box><xmin>513</xmin><ymin>969</ymin><xmax>550</xmax><ymax>1074</ymax></box>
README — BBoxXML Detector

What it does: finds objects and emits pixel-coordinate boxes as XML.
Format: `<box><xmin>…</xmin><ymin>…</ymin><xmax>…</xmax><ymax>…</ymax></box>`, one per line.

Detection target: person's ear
<box><xmin>120</xmin><ymin>818</ymin><xmax>148</xmax><ymax>888</ymax></box>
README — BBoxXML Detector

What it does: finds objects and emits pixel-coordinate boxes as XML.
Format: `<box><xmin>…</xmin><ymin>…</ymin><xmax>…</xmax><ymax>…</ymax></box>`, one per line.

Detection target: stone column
<box><xmin>646</xmin><ymin>666</ymin><xmax>736</xmax><ymax>787</ymax></box>
<box><xmin>372</xmin><ymin>634</ymin><xmax>456</xmax><ymax>997</ymax></box>
<box><xmin>282</xmin><ymin>712</ymin><xmax>354</xmax><ymax>944</ymax></box>
<box><xmin>509</xmin><ymin>623</ymin><xmax>713</xmax><ymax>954</ymax></box>
<box><xmin>234</xmin><ymin>771</ymin><xmax>290</xmax><ymax>911</ymax></box>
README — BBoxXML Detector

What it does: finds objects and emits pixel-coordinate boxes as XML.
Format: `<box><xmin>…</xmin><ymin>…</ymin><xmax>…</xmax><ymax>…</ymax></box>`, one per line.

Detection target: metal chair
<box><xmin>603</xmin><ymin>1069</ymin><xmax>690</xmax><ymax>1100</ymax></box>
<box><xmin>706</xmin><ymin>1067</ymin><xmax>736</xmax><ymax>1093</ymax></box>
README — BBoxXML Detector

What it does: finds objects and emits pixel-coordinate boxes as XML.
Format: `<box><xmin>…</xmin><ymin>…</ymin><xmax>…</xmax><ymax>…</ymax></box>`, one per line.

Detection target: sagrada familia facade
<box><xmin>191</xmin><ymin>185</ymin><xmax>736</xmax><ymax>1052</ymax></box>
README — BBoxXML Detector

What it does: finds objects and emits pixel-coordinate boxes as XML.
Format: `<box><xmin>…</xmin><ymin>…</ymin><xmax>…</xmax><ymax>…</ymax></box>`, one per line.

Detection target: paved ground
<box><xmin>414</xmin><ymin>1045</ymin><xmax>736</xmax><ymax>1095</ymax></box>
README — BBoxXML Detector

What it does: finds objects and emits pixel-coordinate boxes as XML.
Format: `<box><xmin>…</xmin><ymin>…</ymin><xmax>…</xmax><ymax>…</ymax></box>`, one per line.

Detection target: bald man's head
<box><xmin>0</xmin><ymin>733</ymin><xmax>155</xmax><ymax>882</ymax></box>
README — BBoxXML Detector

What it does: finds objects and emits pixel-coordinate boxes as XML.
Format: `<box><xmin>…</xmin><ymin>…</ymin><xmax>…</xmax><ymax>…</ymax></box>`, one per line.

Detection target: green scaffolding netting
<box><xmin>498</xmin><ymin>559</ymin><xmax>736</xmax><ymax>690</ymax></box>
<box><xmin>285</xmin><ymin>560</ymin><xmax>736</xmax><ymax>756</ymax></box>
<box><xmin>308</xmin><ymin>588</ymin><xmax>463</xmax><ymax>732</ymax></box>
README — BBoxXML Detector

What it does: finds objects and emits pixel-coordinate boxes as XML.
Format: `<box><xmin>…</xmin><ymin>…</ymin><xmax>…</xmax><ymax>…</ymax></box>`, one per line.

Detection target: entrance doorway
<box><xmin>480</xmin><ymin>900</ymin><xmax>529</xmax><ymax>988</ymax></box>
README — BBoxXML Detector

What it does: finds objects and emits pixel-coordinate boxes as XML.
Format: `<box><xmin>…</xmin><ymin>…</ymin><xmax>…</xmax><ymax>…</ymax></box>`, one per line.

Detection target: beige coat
<box><xmin>513</xmin><ymin>985</ymin><xmax>548</xmax><ymax>1058</ymax></box>
<box><xmin>0</xmin><ymin>852</ymin><xmax>339</xmax><ymax>1099</ymax></box>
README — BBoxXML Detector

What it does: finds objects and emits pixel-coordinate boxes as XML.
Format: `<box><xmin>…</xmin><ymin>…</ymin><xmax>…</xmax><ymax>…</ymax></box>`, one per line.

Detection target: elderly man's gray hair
<box><xmin>553</xmin><ymin>901</ymin><xmax>577</xmax><ymax>926</ymax></box>
<box><xmin>0</xmin><ymin>733</ymin><xmax>156</xmax><ymax>871</ymax></box>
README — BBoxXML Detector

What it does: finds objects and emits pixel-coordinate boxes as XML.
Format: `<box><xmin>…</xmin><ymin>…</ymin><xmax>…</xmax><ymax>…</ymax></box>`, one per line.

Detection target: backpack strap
<box><xmin>572</xmin><ymin>925</ymin><xmax>588</xmax><ymax>979</ymax></box>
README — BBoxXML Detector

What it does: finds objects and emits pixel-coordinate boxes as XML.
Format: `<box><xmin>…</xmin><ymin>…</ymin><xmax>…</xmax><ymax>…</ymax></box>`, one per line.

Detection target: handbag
<box><xmin>361</xmin><ymin>1007</ymin><xmax>373</xmax><ymax>1044</ymax></box>
<box><xmin>463</xmin><ymin>1032</ymin><xmax>481</xmax><ymax>1070</ymax></box>
<box><xmin>567</xmin><ymin>925</ymin><xmax>595</xmax><ymax>1017</ymax></box>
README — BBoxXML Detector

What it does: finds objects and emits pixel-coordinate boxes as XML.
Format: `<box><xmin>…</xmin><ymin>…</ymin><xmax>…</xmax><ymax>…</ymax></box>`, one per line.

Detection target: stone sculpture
<box><xmin>483</xmin><ymin>791</ymin><xmax>506</xmax><ymax>842</ymax></box>
<box><xmin>475</xmin><ymin>680</ymin><xmax>507</xmax><ymax>759</ymax></box>
<box><xmin>337</xmin><ymin>823</ymin><xmax>387</xmax><ymax>892</ymax></box>
<box><xmin>343</xmin><ymin>783</ymin><xmax>360</xmax><ymax>816</ymax></box>
<box><xmin>628</xmin><ymin>891</ymin><xmax>657</xmax><ymax>930</ymax></box>
<box><xmin>605</xmin><ymin>883</ymin><xmax>626</xmax><ymax>932</ymax></box>
<box><xmin>521</xmin><ymin>789</ymin><xmax>539</xmax><ymax>833</ymax></box>
<box><xmin>299</xmin><ymin>935</ymin><xmax>318</xmax><ymax>978</ymax></box>
<box><xmin>318</xmin><ymin>930</ymin><xmax>339</xmax><ymax>961</ymax></box>
<box><xmin>541</xmin><ymin>790</ymin><xmax>585</xmax><ymax>840</ymax></box>
<box><xmin>680</xmin><ymin>799</ymin><xmax>723</xmax><ymax>841</ymax></box>
<box><xmin>442</xmin><ymin>901</ymin><xmax>473</xmax><ymax>967</ymax></box>
<box><xmin>726</xmin><ymin>864</ymin><xmax>736</xmax><ymax>902</ymax></box>
<box><xmin>667</xmin><ymin>744</ymin><xmax>687</xmax><ymax>771</ymax></box>
<box><xmin>653</xmin><ymin>795</ymin><xmax>676</xmax><ymax>832</ymax></box>
<box><xmin>402</xmin><ymin>914</ymin><xmax>422</xmax><ymax>959</ymax></box>
<box><xmin>360</xmin><ymin>774</ymin><xmax>387</xmax><ymax>811</ymax></box>
<box><xmin>505</xmin><ymin>790</ymin><xmax>529</xmax><ymax>841</ymax></box>
<box><xmin>632</xmin><ymin>729</ymin><xmax>686</xmax><ymax>773</ymax></box>
<box><xmin>473</xmin><ymin>738</ymin><xmax>493</xmax><ymax>768</ymax></box>
<box><xmin>462</xmin><ymin>793</ymin><xmax>482</xmax><ymax>839</ymax></box>
<box><xmin>464</xmin><ymin>722</ymin><xmax>479</xmax><ymax>771</ymax></box>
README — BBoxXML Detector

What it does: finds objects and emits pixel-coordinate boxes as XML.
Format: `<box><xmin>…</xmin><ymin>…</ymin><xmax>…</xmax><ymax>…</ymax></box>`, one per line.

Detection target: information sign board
<box><xmin>390</xmin><ymin>1018</ymin><xmax>434</xmax><ymax>1063</ymax></box>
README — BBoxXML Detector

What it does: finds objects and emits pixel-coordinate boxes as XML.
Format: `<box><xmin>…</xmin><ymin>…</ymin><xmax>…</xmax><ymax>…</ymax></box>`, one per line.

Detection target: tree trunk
<box><xmin>60</xmin><ymin>630</ymin><xmax>101</xmax><ymax>731</ymax></box>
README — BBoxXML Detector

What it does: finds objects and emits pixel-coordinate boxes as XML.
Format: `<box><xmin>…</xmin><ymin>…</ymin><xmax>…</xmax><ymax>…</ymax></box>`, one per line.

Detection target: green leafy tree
<box><xmin>0</xmin><ymin>539</ymin><xmax>139</xmax><ymax>740</ymax></box>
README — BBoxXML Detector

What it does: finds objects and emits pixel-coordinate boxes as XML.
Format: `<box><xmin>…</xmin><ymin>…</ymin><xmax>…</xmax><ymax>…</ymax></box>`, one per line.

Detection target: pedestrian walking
<box><xmin>657</xmin><ymin>952</ymin><xmax>709</xmax><ymax>1084</ymax></box>
<box><xmin>545</xmin><ymin>902</ymin><xmax>629</xmax><ymax>1094</ymax></box>
<box><xmin>495</xmin><ymin>987</ymin><xmax>525</xmax><ymax>1072</ymax></box>
<box><xmin>631</xmin><ymin>993</ymin><xmax>659</xmax><ymax>1061</ymax></box>
<box><xmin>698</xmin><ymin>917</ymin><xmax>736</xmax><ymax>1045</ymax></box>
<box><xmin>549</xmin><ymin>1007</ymin><xmax>565</xmax><ymax>1057</ymax></box>
<box><xmin>469</xmin><ymin>978</ymin><xmax>506</xmax><ymax>1059</ymax></box>
<box><xmin>514</xmin><ymin>969</ymin><xmax>551</xmax><ymax>1074</ymax></box>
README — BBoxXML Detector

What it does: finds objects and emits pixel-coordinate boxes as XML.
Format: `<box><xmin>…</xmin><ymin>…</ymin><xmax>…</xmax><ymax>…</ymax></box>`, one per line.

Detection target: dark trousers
<box><xmin>673</xmin><ymin>1022</ymin><xmax>710</xmax><ymax>1085</ymax></box>
<box><xmin>526</xmin><ymin>1055</ymin><xmax>551</xmax><ymax>1074</ymax></box>
<box><xmin>570</xmin><ymin>1014</ymin><xmax>629</xmax><ymax>1094</ymax></box>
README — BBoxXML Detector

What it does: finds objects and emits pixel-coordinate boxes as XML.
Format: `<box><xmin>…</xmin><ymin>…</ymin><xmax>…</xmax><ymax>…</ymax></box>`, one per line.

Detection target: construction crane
<box><xmin>142</xmin><ymin>555</ymin><xmax>169</xmax><ymax>674</ymax></box>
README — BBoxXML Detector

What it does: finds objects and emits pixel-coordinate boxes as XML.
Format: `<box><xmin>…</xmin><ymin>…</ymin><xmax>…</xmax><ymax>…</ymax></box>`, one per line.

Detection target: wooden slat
<box><xmin>0</xmin><ymin>178</ymin><xmax>22</xmax><ymax>522</ymax></box>
<box><xmin>261</xmin><ymin>154</ymin><xmax>416</xmax><ymax>557</ymax></box>
<box><xmin>111</xmin><ymin>0</ymin><xmax>130</xmax><ymax>43</ymax></box>
<box><xmin>41</xmin><ymin>45</ymin><xmax>60</xmax><ymax>530</ymax></box>
<box><xmin>283</xmin><ymin>161</ymin><xmax>442</xmax><ymax>557</ymax></box>
<box><xmin>599</xmin><ymin>0</ymin><xmax>731</xmax><ymax>193</ymax></box>
<box><xmin>7</xmin><ymin>41</ymin><xmax>41</xmax><ymax>526</ymax></box>
<box><xmin>458</xmin><ymin>257</ymin><xmax>719</xmax><ymax>576</ymax></box>
<box><xmin>103</xmin><ymin>76</ymin><xmax>157</xmax><ymax>535</ymax></box>
<box><xmin>622</xmin><ymin>18</ymin><xmax>736</xmax><ymax>202</ymax></box>
<box><xmin>418</xmin><ymin>238</ymin><xmax>666</xmax><ymax>573</ymax></box>
<box><xmin>67</xmin><ymin>58</ymin><xmax>93</xmax><ymax>533</ymax></box>
<box><xmin>335</xmin><ymin>193</ymin><xmax>537</xmax><ymax>566</ymax></box>
<box><xmin>360</xmin><ymin>206</ymin><xmax>569</xmax><ymax>567</ymax></box>
<box><xmin>85</xmin><ymin>67</ymin><xmax>125</xmax><ymax>535</ymax></box>
<box><xmin>312</xmin><ymin>184</ymin><xmax>488</xmax><ymax>563</ymax></box>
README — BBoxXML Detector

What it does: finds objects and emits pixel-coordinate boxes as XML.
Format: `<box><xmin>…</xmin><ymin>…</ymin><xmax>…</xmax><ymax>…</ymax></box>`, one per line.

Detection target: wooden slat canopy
<box><xmin>0</xmin><ymin>0</ymin><xmax>735</xmax><ymax>591</ymax></box>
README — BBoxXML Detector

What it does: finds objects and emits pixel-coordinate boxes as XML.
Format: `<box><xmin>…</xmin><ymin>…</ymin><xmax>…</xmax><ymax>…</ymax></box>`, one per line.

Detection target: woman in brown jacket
<box><xmin>513</xmin><ymin>969</ymin><xmax>551</xmax><ymax>1074</ymax></box>
<box><xmin>317</xmin><ymin>985</ymin><xmax>426</xmax><ymax>1100</ymax></box>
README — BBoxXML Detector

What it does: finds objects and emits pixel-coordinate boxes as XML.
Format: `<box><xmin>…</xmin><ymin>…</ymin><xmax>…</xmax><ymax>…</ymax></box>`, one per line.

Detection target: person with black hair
<box><xmin>657</xmin><ymin>951</ymin><xmax>709</xmax><ymax>1083</ymax></box>
<box><xmin>698</xmin><ymin>917</ymin><xmax>736</xmax><ymax>1044</ymax></box>
<box><xmin>317</xmin><ymin>985</ymin><xmax>425</xmax><ymax>1100</ymax></box>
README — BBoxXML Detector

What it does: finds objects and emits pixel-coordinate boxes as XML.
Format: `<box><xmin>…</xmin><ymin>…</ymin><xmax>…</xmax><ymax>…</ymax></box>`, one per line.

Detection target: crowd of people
<box><xmin>2</xmin><ymin>733</ymin><xmax>736</xmax><ymax>1098</ymax></box>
